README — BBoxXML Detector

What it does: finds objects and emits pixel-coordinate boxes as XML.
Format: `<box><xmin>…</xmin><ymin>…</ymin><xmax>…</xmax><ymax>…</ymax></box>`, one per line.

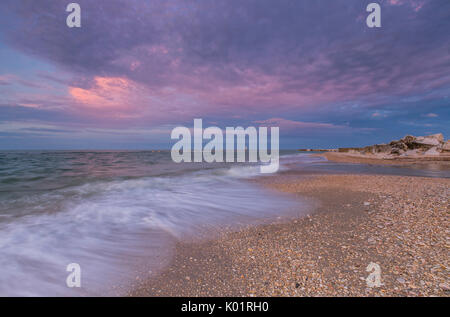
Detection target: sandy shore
<box><xmin>129</xmin><ymin>173</ymin><xmax>449</xmax><ymax>297</ymax></box>
<box><xmin>316</xmin><ymin>151</ymin><xmax>450</xmax><ymax>166</ymax></box>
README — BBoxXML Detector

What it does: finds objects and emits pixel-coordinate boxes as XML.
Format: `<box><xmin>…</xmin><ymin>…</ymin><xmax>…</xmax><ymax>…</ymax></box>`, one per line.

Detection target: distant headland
<box><xmin>300</xmin><ymin>134</ymin><xmax>450</xmax><ymax>165</ymax></box>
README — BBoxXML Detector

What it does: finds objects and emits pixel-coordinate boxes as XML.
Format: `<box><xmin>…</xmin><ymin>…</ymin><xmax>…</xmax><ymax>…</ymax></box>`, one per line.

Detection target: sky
<box><xmin>0</xmin><ymin>0</ymin><xmax>449</xmax><ymax>150</ymax></box>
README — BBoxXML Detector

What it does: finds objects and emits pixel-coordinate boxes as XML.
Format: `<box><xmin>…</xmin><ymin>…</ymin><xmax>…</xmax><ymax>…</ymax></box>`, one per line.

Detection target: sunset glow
<box><xmin>0</xmin><ymin>0</ymin><xmax>449</xmax><ymax>149</ymax></box>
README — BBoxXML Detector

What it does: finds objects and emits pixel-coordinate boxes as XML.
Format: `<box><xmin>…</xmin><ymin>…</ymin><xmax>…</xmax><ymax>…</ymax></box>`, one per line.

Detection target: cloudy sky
<box><xmin>0</xmin><ymin>0</ymin><xmax>449</xmax><ymax>149</ymax></box>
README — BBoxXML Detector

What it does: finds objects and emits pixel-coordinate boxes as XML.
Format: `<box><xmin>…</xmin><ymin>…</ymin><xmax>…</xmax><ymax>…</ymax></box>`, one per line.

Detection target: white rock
<box><xmin>415</xmin><ymin>137</ymin><xmax>440</xmax><ymax>146</ymax></box>
<box><xmin>402</xmin><ymin>149</ymin><xmax>418</xmax><ymax>157</ymax></box>
<box><xmin>429</xmin><ymin>133</ymin><xmax>444</xmax><ymax>143</ymax></box>
<box><xmin>424</xmin><ymin>147</ymin><xmax>440</xmax><ymax>156</ymax></box>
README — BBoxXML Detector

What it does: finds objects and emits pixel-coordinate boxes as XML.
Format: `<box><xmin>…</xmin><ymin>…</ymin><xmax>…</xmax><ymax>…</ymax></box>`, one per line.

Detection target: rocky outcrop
<box><xmin>414</xmin><ymin>134</ymin><xmax>443</xmax><ymax>147</ymax></box>
<box><xmin>443</xmin><ymin>140</ymin><xmax>450</xmax><ymax>152</ymax></box>
<box><xmin>338</xmin><ymin>134</ymin><xmax>448</xmax><ymax>157</ymax></box>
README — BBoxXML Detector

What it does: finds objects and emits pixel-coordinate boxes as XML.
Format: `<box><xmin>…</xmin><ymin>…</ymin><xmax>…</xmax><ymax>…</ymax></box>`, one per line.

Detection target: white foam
<box><xmin>0</xmin><ymin>171</ymin><xmax>303</xmax><ymax>296</ymax></box>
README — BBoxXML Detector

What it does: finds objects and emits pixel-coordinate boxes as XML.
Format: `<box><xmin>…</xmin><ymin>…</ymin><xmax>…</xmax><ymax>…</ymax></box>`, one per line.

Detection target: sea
<box><xmin>0</xmin><ymin>150</ymin><xmax>448</xmax><ymax>296</ymax></box>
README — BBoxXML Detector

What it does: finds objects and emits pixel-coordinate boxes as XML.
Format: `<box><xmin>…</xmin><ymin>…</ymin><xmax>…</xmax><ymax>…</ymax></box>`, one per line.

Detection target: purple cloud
<box><xmin>0</xmin><ymin>0</ymin><xmax>449</xmax><ymax>148</ymax></box>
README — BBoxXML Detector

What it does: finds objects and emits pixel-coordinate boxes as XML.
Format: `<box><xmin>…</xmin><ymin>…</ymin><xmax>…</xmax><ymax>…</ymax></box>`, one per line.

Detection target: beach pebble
<box><xmin>439</xmin><ymin>283</ymin><xmax>450</xmax><ymax>291</ymax></box>
<box><xmin>397</xmin><ymin>277</ymin><xmax>406</xmax><ymax>284</ymax></box>
<box><xmin>131</xmin><ymin>174</ymin><xmax>450</xmax><ymax>297</ymax></box>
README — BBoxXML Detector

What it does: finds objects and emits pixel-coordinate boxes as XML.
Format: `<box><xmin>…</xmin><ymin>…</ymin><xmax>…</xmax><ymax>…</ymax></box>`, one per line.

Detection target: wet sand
<box><xmin>129</xmin><ymin>173</ymin><xmax>449</xmax><ymax>297</ymax></box>
<box><xmin>317</xmin><ymin>152</ymin><xmax>450</xmax><ymax>166</ymax></box>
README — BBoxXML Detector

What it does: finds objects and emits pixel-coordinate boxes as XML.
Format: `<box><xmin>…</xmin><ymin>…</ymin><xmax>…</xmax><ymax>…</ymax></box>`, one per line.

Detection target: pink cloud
<box><xmin>386</xmin><ymin>0</ymin><xmax>426</xmax><ymax>12</ymax></box>
<box><xmin>69</xmin><ymin>77</ymin><xmax>132</xmax><ymax>110</ymax></box>
<box><xmin>253</xmin><ymin>118</ymin><xmax>343</xmax><ymax>131</ymax></box>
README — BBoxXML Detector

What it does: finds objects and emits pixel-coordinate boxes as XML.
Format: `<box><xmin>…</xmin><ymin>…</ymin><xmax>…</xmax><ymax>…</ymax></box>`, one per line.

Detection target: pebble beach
<box><xmin>130</xmin><ymin>172</ymin><xmax>449</xmax><ymax>297</ymax></box>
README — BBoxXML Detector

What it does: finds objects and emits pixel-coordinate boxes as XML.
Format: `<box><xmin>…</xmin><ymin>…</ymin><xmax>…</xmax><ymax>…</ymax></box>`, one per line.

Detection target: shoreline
<box><xmin>315</xmin><ymin>151</ymin><xmax>450</xmax><ymax>166</ymax></box>
<box><xmin>128</xmin><ymin>173</ymin><xmax>449</xmax><ymax>297</ymax></box>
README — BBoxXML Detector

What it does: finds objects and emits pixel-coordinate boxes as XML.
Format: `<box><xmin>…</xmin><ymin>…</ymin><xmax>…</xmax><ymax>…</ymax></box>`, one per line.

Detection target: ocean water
<box><xmin>0</xmin><ymin>150</ymin><xmax>304</xmax><ymax>296</ymax></box>
<box><xmin>0</xmin><ymin>151</ymin><xmax>448</xmax><ymax>296</ymax></box>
